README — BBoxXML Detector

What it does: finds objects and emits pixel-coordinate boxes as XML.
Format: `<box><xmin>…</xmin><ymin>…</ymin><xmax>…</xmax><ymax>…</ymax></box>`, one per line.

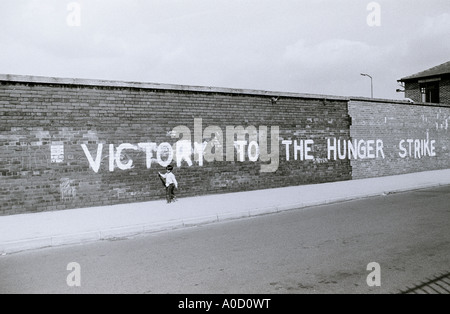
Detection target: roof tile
<box><xmin>399</xmin><ymin>61</ymin><xmax>450</xmax><ymax>81</ymax></box>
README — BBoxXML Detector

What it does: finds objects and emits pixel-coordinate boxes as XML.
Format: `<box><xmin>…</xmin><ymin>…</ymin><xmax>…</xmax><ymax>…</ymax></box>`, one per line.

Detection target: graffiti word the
<box><xmin>327</xmin><ymin>138</ymin><xmax>385</xmax><ymax>160</ymax></box>
<box><xmin>282</xmin><ymin>140</ymin><xmax>315</xmax><ymax>161</ymax></box>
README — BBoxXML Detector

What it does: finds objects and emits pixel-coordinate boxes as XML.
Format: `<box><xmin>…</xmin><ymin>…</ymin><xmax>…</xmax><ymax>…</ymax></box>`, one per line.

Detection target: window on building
<box><xmin>420</xmin><ymin>82</ymin><xmax>440</xmax><ymax>103</ymax></box>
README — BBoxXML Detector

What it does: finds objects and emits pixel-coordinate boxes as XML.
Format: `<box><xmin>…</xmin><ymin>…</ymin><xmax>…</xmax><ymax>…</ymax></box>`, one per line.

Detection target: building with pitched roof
<box><xmin>398</xmin><ymin>61</ymin><xmax>450</xmax><ymax>104</ymax></box>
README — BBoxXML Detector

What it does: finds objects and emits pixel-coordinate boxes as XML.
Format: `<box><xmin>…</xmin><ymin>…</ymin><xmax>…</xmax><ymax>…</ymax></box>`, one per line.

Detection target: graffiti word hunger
<box><xmin>81</xmin><ymin>119</ymin><xmax>280</xmax><ymax>173</ymax></box>
<box><xmin>327</xmin><ymin>138</ymin><xmax>385</xmax><ymax>160</ymax></box>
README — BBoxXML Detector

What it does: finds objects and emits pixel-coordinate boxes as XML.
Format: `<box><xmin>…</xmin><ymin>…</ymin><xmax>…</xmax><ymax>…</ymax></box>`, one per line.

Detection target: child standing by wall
<box><xmin>158</xmin><ymin>165</ymin><xmax>178</xmax><ymax>204</ymax></box>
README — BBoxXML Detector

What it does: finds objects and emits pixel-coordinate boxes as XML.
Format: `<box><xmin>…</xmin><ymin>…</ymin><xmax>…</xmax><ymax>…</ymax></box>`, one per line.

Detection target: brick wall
<box><xmin>404</xmin><ymin>76</ymin><xmax>450</xmax><ymax>104</ymax></box>
<box><xmin>348</xmin><ymin>99</ymin><xmax>450</xmax><ymax>179</ymax></box>
<box><xmin>0</xmin><ymin>76</ymin><xmax>352</xmax><ymax>215</ymax></box>
<box><xmin>404</xmin><ymin>81</ymin><xmax>421</xmax><ymax>102</ymax></box>
<box><xmin>1</xmin><ymin>75</ymin><xmax>449</xmax><ymax>216</ymax></box>
<box><xmin>440</xmin><ymin>78</ymin><xmax>450</xmax><ymax>104</ymax></box>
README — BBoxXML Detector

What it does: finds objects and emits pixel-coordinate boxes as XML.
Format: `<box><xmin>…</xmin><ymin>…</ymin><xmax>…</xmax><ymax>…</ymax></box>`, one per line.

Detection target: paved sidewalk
<box><xmin>1</xmin><ymin>169</ymin><xmax>450</xmax><ymax>255</ymax></box>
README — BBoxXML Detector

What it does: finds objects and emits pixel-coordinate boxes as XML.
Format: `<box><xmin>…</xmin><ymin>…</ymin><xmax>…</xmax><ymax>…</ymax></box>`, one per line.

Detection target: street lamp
<box><xmin>360</xmin><ymin>73</ymin><xmax>373</xmax><ymax>98</ymax></box>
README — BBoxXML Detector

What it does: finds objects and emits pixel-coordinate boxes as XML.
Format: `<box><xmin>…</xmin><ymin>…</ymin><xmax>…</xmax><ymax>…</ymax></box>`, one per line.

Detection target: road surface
<box><xmin>0</xmin><ymin>185</ymin><xmax>449</xmax><ymax>294</ymax></box>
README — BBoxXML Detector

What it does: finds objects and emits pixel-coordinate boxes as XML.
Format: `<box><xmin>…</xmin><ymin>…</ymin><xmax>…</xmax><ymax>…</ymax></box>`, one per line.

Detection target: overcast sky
<box><xmin>0</xmin><ymin>0</ymin><xmax>449</xmax><ymax>100</ymax></box>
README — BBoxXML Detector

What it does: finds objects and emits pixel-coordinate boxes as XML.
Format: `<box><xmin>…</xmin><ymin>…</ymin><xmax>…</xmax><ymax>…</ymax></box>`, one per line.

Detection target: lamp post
<box><xmin>361</xmin><ymin>73</ymin><xmax>373</xmax><ymax>98</ymax></box>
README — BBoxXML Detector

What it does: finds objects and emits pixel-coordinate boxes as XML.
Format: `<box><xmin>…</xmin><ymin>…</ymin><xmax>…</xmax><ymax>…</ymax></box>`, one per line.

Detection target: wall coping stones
<box><xmin>350</xmin><ymin>96</ymin><xmax>450</xmax><ymax>108</ymax></box>
<box><xmin>5</xmin><ymin>73</ymin><xmax>448</xmax><ymax>107</ymax></box>
<box><xmin>0</xmin><ymin>73</ymin><xmax>347</xmax><ymax>102</ymax></box>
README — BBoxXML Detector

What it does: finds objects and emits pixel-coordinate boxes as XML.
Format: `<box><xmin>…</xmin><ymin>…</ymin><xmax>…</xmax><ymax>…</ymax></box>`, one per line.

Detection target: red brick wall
<box><xmin>0</xmin><ymin>77</ymin><xmax>352</xmax><ymax>215</ymax></box>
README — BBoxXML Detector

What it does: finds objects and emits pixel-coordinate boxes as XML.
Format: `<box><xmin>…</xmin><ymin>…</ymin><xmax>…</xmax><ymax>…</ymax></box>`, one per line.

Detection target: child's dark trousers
<box><xmin>166</xmin><ymin>184</ymin><xmax>176</xmax><ymax>203</ymax></box>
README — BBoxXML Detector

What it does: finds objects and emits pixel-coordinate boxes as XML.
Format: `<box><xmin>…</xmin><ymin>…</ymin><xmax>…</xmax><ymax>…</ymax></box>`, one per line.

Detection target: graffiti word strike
<box><xmin>399</xmin><ymin>135</ymin><xmax>436</xmax><ymax>159</ymax></box>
